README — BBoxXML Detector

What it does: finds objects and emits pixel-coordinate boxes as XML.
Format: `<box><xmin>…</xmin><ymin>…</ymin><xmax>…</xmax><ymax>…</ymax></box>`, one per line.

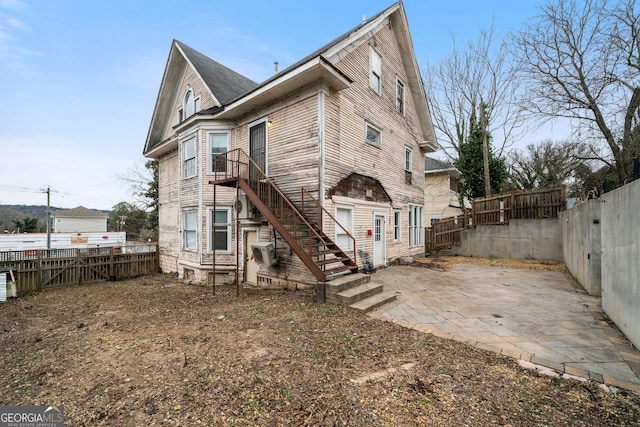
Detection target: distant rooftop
<box><xmin>424</xmin><ymin>156</ymin><xmax>458</xmax><ymax>174</ymax></box>
<box><xmin>52</xmin><ymin>206</ymin><xmax>108</xmax><ymax>218</ymax></box>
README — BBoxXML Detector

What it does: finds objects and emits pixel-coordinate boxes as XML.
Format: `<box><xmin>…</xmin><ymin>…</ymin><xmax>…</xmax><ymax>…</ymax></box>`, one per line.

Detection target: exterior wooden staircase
<box><xmin>209</xmin><ymin>149</ymin><xmax>358</xmax><ymax>283</ymax></box>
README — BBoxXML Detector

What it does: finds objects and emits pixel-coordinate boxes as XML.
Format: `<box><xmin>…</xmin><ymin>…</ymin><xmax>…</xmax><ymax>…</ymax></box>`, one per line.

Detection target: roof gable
<box><xmin>175</xmin><ymin>41</ymin><xmax>258</xmax><ymax>106</ymax></box>
<box><xmin>144</xmin><ymin>1</ymin><xmax>437</xmax><ymax>156</ymax></box>
<box><xmin>143</xmin><ymin>40</ymin><xmax>258</xmax><ymax>155</ymax></box>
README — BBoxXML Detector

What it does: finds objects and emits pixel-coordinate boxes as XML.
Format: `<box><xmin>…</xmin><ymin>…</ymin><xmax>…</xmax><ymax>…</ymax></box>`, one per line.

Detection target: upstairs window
<box><xmin>366</xmin><ymin>122</ymin><xmax>381</xmax><ymax>147</ymax></box>
<box><xmin>209</xmin><ymin>133</ymin><xmax>229</xmax><ymax>173</ymax></box>
<box><xmin>370</xmin><ymin>46</ymin><xmax>381</xmax><ymax>94</ymax></box>
<box><xmin>184</xmin><ymin>88</ymin><xmax>195</xmax><ymax>118</ymax></box>
<box><xmin>396</xmin><ymin>78</ymin><xmax>405</xmax><ymax>114</ymax></box>
<box><xmin>405</xmin><ymin>147</ymin><xmax>412</xmax><ymax>172</ymax></box>
<box><xmin>183</xmin><ymin>137</ymin><xmax>196</xmax><ymax>178</ymax></box>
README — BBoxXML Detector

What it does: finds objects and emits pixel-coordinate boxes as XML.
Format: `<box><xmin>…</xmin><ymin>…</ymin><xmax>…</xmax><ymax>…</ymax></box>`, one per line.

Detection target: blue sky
<box><xmin>0</xmin><ymin>0</ymin><xmax>549</xmax><ymax>210</ymax></box>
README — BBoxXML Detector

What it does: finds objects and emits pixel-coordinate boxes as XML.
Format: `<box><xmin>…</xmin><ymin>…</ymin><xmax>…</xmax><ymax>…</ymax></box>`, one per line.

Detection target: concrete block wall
<box><xmin>559</xmin><ymin>200</ymin><xmax>602</xmax><ymax>295</ymax></box>
<box><xmin>600</xmin><ymin>180</ymin><xmax>640</xmax><ymax>350</ymax></box>
<box><xmin>452</xmin><ymin>219</ymin><xmax>562</xmax><ymax>261</ymax></box>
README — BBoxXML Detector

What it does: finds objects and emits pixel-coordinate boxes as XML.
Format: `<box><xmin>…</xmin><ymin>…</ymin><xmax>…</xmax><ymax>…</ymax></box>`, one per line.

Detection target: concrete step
<box><xmin>334</xmin><ymin>281</ymin><xmax>383</xmax><ymax>306</ymax></box>
<box><xmin>349</xmin><ymin>290</ymin><xmax>397</xmax><ymax>313</ymax></box>
<box><xmin>324</xmin><ymin>272</ymin><xmax>371</xmax><ymax>296</ymax></box>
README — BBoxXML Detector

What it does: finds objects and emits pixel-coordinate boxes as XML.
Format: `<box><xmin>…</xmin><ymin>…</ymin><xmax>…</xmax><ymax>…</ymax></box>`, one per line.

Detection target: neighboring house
<box><xmin>52</xmin><ymin>206</ymin><xmax>108</xmax><ymax>233</ymax></box>
<box><xmin>143</xmin><ymin>1</ymin><xmax>437</xmax><ymax>286</ymax></box>
<box><xmin>424</xmin><ymin>156</ymin><xmax>470</xmax><ymax>226</ymax></box>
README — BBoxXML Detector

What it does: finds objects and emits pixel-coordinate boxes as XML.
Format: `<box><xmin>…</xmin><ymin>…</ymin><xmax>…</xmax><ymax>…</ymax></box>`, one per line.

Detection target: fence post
<box><xmin>109</xmin><ymin>248</ymin><xmax>115</xmax><ymax>281</ymax></box>
<box><xmin>37</xmin><ymin>251</ymin><xmax>43</xmax><ymax>291</ymax></box>
<box><xmin>76</xmin><ymin>249</ymin><xmax>81</xmax><ymax>285</ymax></box>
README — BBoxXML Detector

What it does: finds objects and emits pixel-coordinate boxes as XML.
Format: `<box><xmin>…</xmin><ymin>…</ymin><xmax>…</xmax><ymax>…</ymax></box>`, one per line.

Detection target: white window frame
<box><xmin>209</xmin><ymin>207</ymin><xmax>232</xmax><ymax>254</ymax></box>
<box><xmin>370</xmin><ymin>46</ymin><xmax>381</xmax><ymax>94</ymax></box>
<box><xmin>405</xmin><ymin>147</ymin><xmax>412</xmax><ymax>172</ymax></box>
<box><xmin>365</xmin><ymin>122</ymin><xmax>381</xmax><ymax>148</ymax></box>
<box><xmin>393</xmin><ymin>209</ymin><xmax>401</xmax><ymax>242</ymax></box>
<box><xmin>183</xmin><ymin>209</ymin><xmax>197</xmax><ymax>251</ymax></box>
<box><xmin>396</xmin><ymin>77</ymin><xmax>405</xmax><ymax>114</ymax></box>
<box><xmin>182</xmin><ymin>137</ymin><xmax>196</xmax><ymax>178</ymax></box>
<box><xmin>194</xmin><ymin>96</ymin><xmax>201</xmax><ymax>113</ymax></box>
<box><xmin>208</xmin><ymin>132</ymin><xmax>230</xmax><ymax>174</ymax></box>
<box><xmin>184</xmin><ymin>88</ymin><xmax>194</xmax><ymax>118</ymax></box>
<box><xmin>335</xmin><ymin>204</ymin><xmax>354</xmax><ymax>251</ymax></box>
<box><xmin>408</xmin><ymin>203</ymin><xmax>424</xmax><ymax>248</ymax></box>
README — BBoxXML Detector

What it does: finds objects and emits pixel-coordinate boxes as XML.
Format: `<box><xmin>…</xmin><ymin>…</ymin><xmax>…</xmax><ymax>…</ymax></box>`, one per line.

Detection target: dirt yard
<box><xmin>1</xmin><ymin>259</ymin><xmax>638</xmax><ymax>426</ymax></box>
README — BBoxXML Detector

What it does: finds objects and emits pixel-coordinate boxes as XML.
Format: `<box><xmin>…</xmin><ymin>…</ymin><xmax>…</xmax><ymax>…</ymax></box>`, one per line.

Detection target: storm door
<box><xmin>373</xmin><ymin>214</ymin><xmax>386</xmax><ymax>266</ymax></box>
<box><xmin>249</xmin><ymin>121</ymin><xmax>267</xmax><ymax>180</ymax></box>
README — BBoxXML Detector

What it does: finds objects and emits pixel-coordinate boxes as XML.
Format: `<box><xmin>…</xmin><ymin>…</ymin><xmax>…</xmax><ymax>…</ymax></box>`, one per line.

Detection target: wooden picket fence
<box><xmin>425</xmin><ymin>187</ymin><xmax>566</xmax><ymax>252</ymax></box>
<box><xmin>0</xmin><ymin>246</ymin><xmax>159</xmax><ymax>296</ymax></box>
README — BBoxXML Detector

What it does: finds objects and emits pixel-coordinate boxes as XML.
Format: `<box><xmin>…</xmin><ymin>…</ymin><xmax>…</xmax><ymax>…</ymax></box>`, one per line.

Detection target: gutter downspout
<box><xmin>318</xmin><ymin>90</ymin><xmax>326</xmax><ymax>229</ymax></box>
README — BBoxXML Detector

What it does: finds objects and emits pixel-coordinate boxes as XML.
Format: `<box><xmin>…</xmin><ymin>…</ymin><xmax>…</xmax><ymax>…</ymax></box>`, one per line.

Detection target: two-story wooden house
<box><xmin>143</xmin><ymin>1</ymin><xmax>437</xmax><ymax>291</ymax></box>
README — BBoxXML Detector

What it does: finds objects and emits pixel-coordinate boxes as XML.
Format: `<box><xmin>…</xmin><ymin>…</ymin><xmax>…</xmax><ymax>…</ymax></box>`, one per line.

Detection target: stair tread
<box><xmin>349</xmin><ymin>290</ymin><xmax>397</xmax><ymax>312</ymax></box>
<box><xmin>337</xmin><ymin>281</ymin><xmax>382</xmax><ymax>298</ymax></box>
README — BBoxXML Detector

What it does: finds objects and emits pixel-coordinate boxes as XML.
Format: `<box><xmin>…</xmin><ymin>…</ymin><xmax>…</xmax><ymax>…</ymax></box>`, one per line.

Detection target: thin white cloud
<box><xmin>5</xmin><ymin>16</ymin><xmax>28</xmax><ymax>30</ymax></box>
<box><xmin>0</xmin><ymin>0</ymin><xmax>29</xmax><ymax>11</ymax></box>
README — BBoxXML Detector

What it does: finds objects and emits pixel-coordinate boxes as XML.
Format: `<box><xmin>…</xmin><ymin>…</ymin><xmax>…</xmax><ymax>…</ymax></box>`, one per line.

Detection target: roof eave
<box><xmin>213</xmin><ymin>56</ymin><xmax>352</xmax><ymax>120</ymax></box>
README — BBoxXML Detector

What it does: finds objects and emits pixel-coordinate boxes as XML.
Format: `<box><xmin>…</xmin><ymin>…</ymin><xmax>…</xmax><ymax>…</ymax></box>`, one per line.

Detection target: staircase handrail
<box><xmin>214</xmin><ymin>149</ymin><xmax>335</xmax><ymax>272</ymax></box>
<box><xmin>301</xmin><ymin>188</ymin><xmax>357</xmax><ymax>267</ymax></box>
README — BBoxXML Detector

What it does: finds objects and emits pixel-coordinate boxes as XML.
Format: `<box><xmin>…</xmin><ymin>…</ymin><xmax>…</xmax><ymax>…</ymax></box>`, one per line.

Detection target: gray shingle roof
<box><xmin>424</xmin><ymin>156</ymin><xmax>457</xmax><ymax>173</ymax></box>
<box><xmin>175</xmin><ymin>40</ymin><xmax>259</xmax><ymax>105</ymax></box>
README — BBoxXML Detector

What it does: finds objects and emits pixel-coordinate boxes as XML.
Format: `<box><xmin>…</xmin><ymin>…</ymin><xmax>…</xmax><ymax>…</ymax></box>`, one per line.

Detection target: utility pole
<box><xmin>46</xmin><ymin>186</ymin><xmax>51</xmax><ymax>250</ymax></box>
<box><xmin>480</xmin><ymin>102</ymin><xmax>491</xmax><ymax>197</ymax></box>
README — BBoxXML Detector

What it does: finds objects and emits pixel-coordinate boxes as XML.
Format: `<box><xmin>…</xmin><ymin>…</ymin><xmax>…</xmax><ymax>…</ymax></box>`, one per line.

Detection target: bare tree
<box><xmin>511</xmin><ymin>0</ymin><xmax>640</xmax><ymax>185</ymax></box>
<box><xmin>508</xmin><ymin>139</ymin><xmax>584</xmax><ymax>189</ymax></box>
<box><xmin>423</xmin><ymin>22</ymin><xmax>526</xmax><ymax>162</ymax></box>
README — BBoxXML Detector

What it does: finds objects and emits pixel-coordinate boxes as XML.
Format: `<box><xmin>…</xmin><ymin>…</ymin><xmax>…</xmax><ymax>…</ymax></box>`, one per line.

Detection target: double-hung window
<box><xmin>209</xmin><ymin>133</ymin><xmax>229</xmax><ymax>173</ymax></box>
<box><xmin>183</xmin><ymin>210</ymin><xmax>197</xmax><ymax>250</ymax></box>
<box><xmin>405</xmin><ymin>147</ymin><xmax>412</xmax><ymax>172</ymax></box>
<box><xmin>408</xmin><ymin>204</ymin><xmax>424</xmax><ymax>248</ymax></box>
<box><xmin>396</xmin><ymin>78</ymin><xmax>405</xmax><ymax>114</ymax></box>
<box><xmin>335</xmin><ymin>205</ymin><xmax>354</xmax><ymax>250</ymax></box>
<box><xmin>393</xmin><ymin>209</ymin><xmax>401</xmax><ymax>242</ymax></box>
<box><xmin>370</xmin><ymin>46</ymin><xmax>381</xmax><ymax>94</ymax></box>
<box><xmin>210</xmin><ymin>207</ymin><xmax>231</xmax><ymax>253</ymax></box>
<box><xmin>183</xmin><ymin>137</ymin><xmax>196</xmax><ymax>178</ymax></box>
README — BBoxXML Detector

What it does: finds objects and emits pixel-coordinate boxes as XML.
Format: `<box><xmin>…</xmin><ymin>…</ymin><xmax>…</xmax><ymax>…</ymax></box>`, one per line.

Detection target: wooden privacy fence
<box><xmin>425</xmin><ymin>212</ymin><xmax>472</xmax><ymax>253</ymax></box>
<box><xmin>0</xmin><ymin>246</ymin><xmax>158</xmax><ymax>296</ymax></box>
<box><xmin>472</xmin><ymin>187</ymin><xmax>566</xmax><ymax>225</ymax></box>
<box><xmin>425</xmin><ymin>187</ymin><xmax>566</xmax><ymax>252</ymax></box>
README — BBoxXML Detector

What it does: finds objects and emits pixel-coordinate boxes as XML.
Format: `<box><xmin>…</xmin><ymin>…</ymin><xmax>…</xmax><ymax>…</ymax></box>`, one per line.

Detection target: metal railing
<box><xmin>213</xmin><ymin>149</ymin><xmax>356</xmax><ymax>278</ymax></box>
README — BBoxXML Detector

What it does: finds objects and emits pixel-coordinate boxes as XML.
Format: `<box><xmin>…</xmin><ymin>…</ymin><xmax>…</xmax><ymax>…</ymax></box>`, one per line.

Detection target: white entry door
<box><xmin>244</xmin><ymin>230</ymin><xmax>258</xmax><ymax>284</ymax></box>
<box><xmin>373</xmin><ymin>214</ymin><xmax>386</xmax><ymax>266</ymax></box>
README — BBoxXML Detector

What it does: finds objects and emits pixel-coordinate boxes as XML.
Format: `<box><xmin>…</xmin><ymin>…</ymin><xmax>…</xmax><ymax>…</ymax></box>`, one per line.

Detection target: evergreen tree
<box><xmin>455</xmin><ymin>109</ymin><xmax>508</xmax><ymax>199</ymax></box>
<box><xmin>143</xmin><ymin>160</ymin><xmax>159</xmax><ymax>236</ymax></box>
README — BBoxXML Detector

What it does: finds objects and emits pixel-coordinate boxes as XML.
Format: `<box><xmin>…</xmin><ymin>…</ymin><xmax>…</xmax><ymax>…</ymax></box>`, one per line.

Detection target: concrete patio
<box><xmin>367</xmin><ymin>263</ymin><xmax>640</xmax><ymax>393</ymax></box>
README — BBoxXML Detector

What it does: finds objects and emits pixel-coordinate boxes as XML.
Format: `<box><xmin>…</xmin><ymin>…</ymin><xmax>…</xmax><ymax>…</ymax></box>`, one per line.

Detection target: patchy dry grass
<box><xmin>0</xmin><ymin>274</ymin><xmax>637</xmax><ymax>426</ymax></box>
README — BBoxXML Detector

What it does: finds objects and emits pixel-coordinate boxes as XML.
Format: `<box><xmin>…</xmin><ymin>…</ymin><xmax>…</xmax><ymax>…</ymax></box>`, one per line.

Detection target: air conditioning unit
<box><xmin>237</xmin><ymin>194</ymin><xmax>256</xmax><ymax>220</ymax></box>
<box><xmin>251</xmin><ymin>242</ymin><xmax>278</xmax><ymax>266</ymax></box>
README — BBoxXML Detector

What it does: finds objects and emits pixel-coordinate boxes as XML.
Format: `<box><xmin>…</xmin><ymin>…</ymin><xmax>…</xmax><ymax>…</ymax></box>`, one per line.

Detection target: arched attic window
<box><xmin>184</xmin><ymin>88</ymin><xmax>195</xmax><ymax>118</ymax></box>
